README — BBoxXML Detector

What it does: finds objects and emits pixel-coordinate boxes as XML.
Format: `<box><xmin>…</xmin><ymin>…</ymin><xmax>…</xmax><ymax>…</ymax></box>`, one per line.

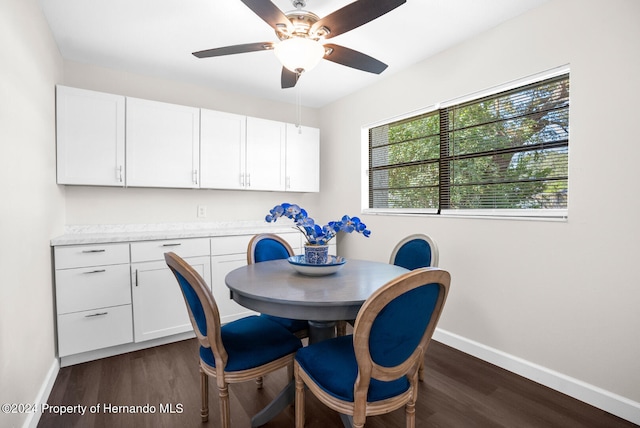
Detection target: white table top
<box><xmin>225</xmin><ymin>259</ymin><xmax>409</xmax><ymax>321</ymax></box>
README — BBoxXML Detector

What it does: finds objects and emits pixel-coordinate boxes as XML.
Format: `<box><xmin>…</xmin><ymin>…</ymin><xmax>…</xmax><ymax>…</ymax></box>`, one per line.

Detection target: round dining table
<box><xmin>225</xmin><ymin>258</ymin><xmax>409</xmax><ymax>343</ymax></box>
<box><xmin>225</xmin><ymin>258</ymin><xmax>409</xmax><ymax>427</ymax></box>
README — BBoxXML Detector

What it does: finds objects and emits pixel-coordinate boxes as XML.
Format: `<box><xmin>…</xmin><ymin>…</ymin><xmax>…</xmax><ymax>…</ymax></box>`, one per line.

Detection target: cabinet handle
<box><xmin>162</xmin><ymin>243</ymin><xmax>182</xmax><ymax>247</ymax></box>
<box><xmin>286</xmin><ymin>176</ymin><xmax>291</xmax><ymax>189</ymax></box>
<box><xmin>117</xmin><ymin>165</ymin><xmax>123</xmax><ymax>183</ymax></box>
<box><xmin>240</xmin><ymin>173</ymin><xmax>245</xmax><ymax>187</ymax></box>
<box><xmin>82</xmin><ymin>249</ymin><xmax>106</xmax><ymax>253</ymax></box>
<box><xmin>193</xmin><ymin>169</ymin><xmax>198</xmax><ymax>185</ymax></box>
<box><xmin>85</xmin><ymin>312</ymin><xmax>108</xmax><ymax>318</ymax></box>
<box><xmin>135</xmin><ymin>269</ymin><xmax>138</xmax><ymax>287</ymax></box>
<box><xmin>247</xmin><ymin>173</ymin><xmax>251</xmax><ymax>187</ymax></box>
<box><xmin>83</xmin><ymin>269</ymin><xmax>106</xmax><ymax>274</ymax></box>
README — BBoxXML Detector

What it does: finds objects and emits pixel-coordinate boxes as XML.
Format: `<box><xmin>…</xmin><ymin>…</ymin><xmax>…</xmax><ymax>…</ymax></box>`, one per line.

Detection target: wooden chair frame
<box><xmin>295</xmin><ymin>268</ymin><xmax>450</xmax><ymax>428</ymax></box>
<box><xmin>165</xmin><ymin>252</ymin><xmax>297</xmax><ymax>428</ymax></box>
<box><xmin>247</xmin><ymin>233</ymin><xmax>295</xmax><ymax>264</ymax></box>
<box><xmin>389</xmin><ymin>233</ymin><xmax>439</xmax><ymax>381</ymax></box>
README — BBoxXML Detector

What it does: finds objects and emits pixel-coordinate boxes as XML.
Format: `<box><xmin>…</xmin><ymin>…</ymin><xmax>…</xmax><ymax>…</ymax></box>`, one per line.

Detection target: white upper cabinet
<box><xmin>200</xmin><ymin>109</ymin><xmax>246</xmax><ymax>190</ymax></box>
<box><xmin>55</xmin><ymin>86</ymin><xmax>319</xmax><ymax>191</ymax></box>
<box><xmin>56</xmin><ymin>85</ymin><xmax>125</xmax><ymax>186</ymax></box>
<box><xmin>286</xmin><ymin>124</ymin><xmax>320</xmax><ymax>192</ymax></box>
<box><xmin>126</xmin><ymin>97</ymin><xmax>200</xmax><ymax>188</ymax></box>
<box><xmin>246</xmin><ymin>116</ymin><xmax>286</xmax><ymax>191</ymax></box>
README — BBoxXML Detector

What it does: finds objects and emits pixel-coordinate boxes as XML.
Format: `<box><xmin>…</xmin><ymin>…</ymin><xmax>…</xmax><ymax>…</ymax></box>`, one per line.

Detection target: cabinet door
<box><xmin>126</xmin><ymin>97</ymin><xmax>200</xmax><ymax>188</ymax></box>
<box><xmin>211</xmin><ymin>253</ymin><xmax>256</xmax><ymax>324</ymax></box>
<box><xmin>286</xmin><ymin>124</ymin><xmax>320</xmax><ymax>192</ymax></box>
<box><xmin>131</xmin><ymin>256</ymin><xmax>211</xmax><ymax>342</ymax></box>
<box><xmin>56</xmin><ymin>85</ymin><xmax>125</xmax><ymax>186</ymax></box>
<box><xmin>246</xmin><ymin>117</ymin><xmax>286</xmax><ymax>191</ymax></box>
<box><xmin>200</xmin><ymin>109</ymin><xmax>246</xmax><ymax>189</ymax></box>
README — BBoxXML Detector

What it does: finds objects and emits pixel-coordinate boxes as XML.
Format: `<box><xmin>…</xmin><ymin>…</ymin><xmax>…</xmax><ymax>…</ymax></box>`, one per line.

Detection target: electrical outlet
<box><xmin>197</xmin><ymin>205</ymin><xmax>207</xmax><ymax>218</ymax></box>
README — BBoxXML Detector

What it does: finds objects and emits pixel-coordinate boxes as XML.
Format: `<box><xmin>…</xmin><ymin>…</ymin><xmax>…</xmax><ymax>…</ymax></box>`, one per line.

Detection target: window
<box><xmin>367</xmin><ymin>70</ymin><xmax>569</xmax><ymax>219</ymax></box>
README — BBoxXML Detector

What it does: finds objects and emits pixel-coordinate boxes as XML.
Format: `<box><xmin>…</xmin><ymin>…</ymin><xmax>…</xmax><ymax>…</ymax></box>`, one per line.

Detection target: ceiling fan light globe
<box><xmin>274</xmin><ymin>37</ymin><xmax>325</xmax><ymax>73</ymax></box>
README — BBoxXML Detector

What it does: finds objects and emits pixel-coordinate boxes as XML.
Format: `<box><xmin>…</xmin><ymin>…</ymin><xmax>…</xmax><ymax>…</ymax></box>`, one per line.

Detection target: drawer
<box><xmin>130</xmin><ymin>238</ymin><xmax>210</xmax><ymax>263</ymax></box>
<box><xmin>55</xmin><ymin>264</ymin><xmax>131</xmax><ymax>314</ymax></box>
<box><xmin>57</xmin><ymin>304</ymin><xmax>133</xmax><ymax>357</ymax></box>
<box><xmin>54</xmin><ymin>243</ymin><xmax>130</xmax><ymax>269</ymax></box>
<box><xmin>211</xmin><ymin>235</ymin><xmax>252</xmax><ymax>256</ymax></box>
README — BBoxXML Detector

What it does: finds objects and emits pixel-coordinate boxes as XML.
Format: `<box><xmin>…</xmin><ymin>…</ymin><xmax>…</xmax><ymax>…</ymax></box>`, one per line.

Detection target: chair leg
<box><xmin>200</xmin><ymin>367</ymin><xmax>209</xmax><ymax>422</ymax></box>
<box><xmin>218</xmin><ymin>382</ymin><xmax>230</xmax><ymax>428</ymax></box>
<box><xmin>336</xmin><ymin>320</ymin><xmax>347</xmax><ymax>336</ymax></box>
<box><xmin>295</xmin><ymin>367</ymin><xmax>305</xmax><ymax>428</ymax></box>
<box><xmin>405</xmin><ymin>400</ymin><xmax>416</xmax><ymax>428</ymax></box>
<box><xmin>287</xmin><ymin>363</ymin><xmax>294</xmax><ymax>382</ymax></box>
<box><xmin>256</xmin><ymin>376</ymin><xmax>264</xmax><ymax>389</ymax></box>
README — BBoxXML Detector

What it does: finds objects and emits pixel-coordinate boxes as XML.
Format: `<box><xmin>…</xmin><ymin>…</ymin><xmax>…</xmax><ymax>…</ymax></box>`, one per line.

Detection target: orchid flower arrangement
<box><xmin>265</xmin><ymin>203</ymin><xmax>371</xmax><ymax>245</ymax></box>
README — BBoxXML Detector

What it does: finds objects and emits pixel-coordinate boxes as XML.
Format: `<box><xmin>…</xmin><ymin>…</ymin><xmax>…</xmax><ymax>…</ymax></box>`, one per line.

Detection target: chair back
<box><xmin>247</xmin><ymin>233</ymin><xmax>294</xmax><ymax>264</ymax></box>
<box><xmin>164</xmin><ymin>252</ymin><xmax>228</xmax><ymax>368</ymax></box>
<box><xmin>389</xmin><ymin>233</ymin><xmax>439</xmax><ymax>270</ymax></box>
<box><xmin>352</xmin><ymin>268</ymin><xmax>450</xmax><ymax>399</ymax></box>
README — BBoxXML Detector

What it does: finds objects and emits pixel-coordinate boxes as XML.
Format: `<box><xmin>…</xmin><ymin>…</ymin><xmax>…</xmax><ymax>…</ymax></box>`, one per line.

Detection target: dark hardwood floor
<box><xmin>39</xmin><ymin>338</ymin><xmax>637</xmax><ymax>428</ymax></box>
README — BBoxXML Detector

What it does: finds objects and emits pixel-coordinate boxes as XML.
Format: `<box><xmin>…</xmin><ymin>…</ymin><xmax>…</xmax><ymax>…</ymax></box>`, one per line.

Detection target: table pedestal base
<box><xmin>308</xmin><ymin>320</ymin><xmax>337</xmax><ymax>344</ymax></box>
<box><xmin>250</xmin><ymin>320</ymin><xmax>338</xmax><ymax>426</ymax></box>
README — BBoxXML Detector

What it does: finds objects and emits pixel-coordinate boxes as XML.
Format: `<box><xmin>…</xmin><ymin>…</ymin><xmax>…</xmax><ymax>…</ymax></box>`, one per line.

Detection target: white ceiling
<box><xmin>39</xmin><ymin>0</ymin><xmax>548</xmax><ymax>108</ymax></box>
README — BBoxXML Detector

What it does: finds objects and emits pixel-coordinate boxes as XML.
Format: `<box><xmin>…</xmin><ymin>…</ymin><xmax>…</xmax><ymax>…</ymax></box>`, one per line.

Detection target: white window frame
<box><xmin>361</xmin><ymin>65</ymin><xmax>570</xmax><ymax>221</ymax></box>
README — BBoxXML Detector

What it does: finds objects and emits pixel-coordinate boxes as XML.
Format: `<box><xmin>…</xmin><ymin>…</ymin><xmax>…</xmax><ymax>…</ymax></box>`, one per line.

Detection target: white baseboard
<box><xmin>433</xmin><ymin>328</ymin><xmax>640</xmax><ymax>425</ymax></box>
<box><xmin>23</xmin><ymin>358</ymin><xmax>60</xmax><ymax>428</ymax></box>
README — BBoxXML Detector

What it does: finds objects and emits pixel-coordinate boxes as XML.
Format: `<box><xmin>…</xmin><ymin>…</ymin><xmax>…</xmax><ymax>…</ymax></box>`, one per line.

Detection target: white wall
<box><xmin>0</xmin><ymin>1</ymin><xmax>65</xmax><ymax>427</ymax></box>
<box><xmin>320</xmin><ymin>0</ymin><xmax>640</xmax><ymax>415</ymax></box>
<box><xmin>61</xmin><ymin>61</ymin><xmax>324</xmax><ymax>225</ymax></box>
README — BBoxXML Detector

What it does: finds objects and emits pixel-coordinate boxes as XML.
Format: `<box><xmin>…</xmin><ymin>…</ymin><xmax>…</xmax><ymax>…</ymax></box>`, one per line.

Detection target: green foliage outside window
<box><xmin>369</xmin><ymin>74</ymin><xmax>569</xmax><ymax>214</ymax></box>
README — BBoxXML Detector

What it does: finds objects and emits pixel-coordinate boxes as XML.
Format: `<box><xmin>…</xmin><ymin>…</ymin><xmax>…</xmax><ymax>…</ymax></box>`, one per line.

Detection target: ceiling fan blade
<box><xmin>281</xmin><ymin>67</ymin><xmax>300</xmax><ymax>89</ymax></box>
<box><xmin>192</xmin><ymin>42</ymin><xmax>274</xmax><ymax>58</ymax></box>
<box><xmin>241</xmin><ymin>0</ymin><xmax>294</xmax><ymax>33</ymax></box>
<box><xmin>311</xmin><ymin>0</ymin><xmax>406</xmax><ymax>40</ymax></box>
<box><xmin>323</xmin><ymin>44</ymin><xmax>388</xmax><ymax>74</ymax></box>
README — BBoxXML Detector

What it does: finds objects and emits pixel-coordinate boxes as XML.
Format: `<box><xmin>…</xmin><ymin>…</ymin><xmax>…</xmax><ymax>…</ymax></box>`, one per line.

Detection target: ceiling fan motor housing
<box><xmin>276</xmin><ymin>10</ymin><xmax>329</xmax><ymax>41</ymax></box>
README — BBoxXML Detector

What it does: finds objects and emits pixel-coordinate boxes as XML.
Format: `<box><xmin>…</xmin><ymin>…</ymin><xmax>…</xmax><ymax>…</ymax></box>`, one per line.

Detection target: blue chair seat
<box><xmin>259</xmin><ymin>314</ymin><xmax>309</xmax><ymax>334</ymax></box>
<box><xmin>200</xmin><ymin>315</ymin><xmax>302</xmax><ymax>372</ymax></box>
<box><xmin>295</xmin><ymin>335</ymin><xmax>410</xmax><ymax>402</ymax></box>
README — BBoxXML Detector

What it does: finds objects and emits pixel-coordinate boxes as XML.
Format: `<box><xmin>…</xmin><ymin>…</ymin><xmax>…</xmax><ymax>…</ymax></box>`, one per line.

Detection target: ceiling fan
<box><xmin>192</xmin><ymin>0</ymin><xmax>406</xmax><ymax>89</ymax></box>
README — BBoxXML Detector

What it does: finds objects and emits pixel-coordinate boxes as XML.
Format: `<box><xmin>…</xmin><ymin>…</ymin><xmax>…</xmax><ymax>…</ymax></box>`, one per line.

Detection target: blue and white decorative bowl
<box><xmin>287</xmin><ymin>255</ymin><xmax>346</xmax><ymax>276</ymax></box>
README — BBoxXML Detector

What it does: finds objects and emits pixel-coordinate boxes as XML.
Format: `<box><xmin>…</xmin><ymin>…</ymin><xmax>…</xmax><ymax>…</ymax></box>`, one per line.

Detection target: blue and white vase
<box><xmin>304</xmin><ymin>244</ymin><xmax>329</xmax><ymax>265</ymax></box>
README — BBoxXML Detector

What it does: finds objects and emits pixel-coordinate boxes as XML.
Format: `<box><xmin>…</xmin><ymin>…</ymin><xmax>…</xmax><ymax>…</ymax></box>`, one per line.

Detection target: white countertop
<box><xmin>50</xmin><ymin>221</ymin><xmax>299</xmax><ymax>246</ymax></box>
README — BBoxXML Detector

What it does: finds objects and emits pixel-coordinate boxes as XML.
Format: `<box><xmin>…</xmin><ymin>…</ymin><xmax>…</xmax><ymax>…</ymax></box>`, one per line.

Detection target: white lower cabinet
<box><xmin>52</xmin><ymin>230</ymin><xmax>317</xmax><ymax>365</ymax></box>
<box><xmin>211</xmin><ymin>253</ymin><xmax>255</xmax><ymax>324</ymax></box>
<box><xmin>130</xmin><ymin>238</ymin><xmax>210</xmax><ymax>342</ymax></box>
<box><xmin>54</xmin><ymin>243</ymin><xmax>133</xmax><ymax>357</ymax></box>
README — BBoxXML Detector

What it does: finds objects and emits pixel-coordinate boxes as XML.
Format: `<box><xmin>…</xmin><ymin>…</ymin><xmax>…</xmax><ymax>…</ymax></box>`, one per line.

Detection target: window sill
<box><xmin>362</xmin><ymin>209</ymin><xmax>568</xmax><ymax>222</ymax></box>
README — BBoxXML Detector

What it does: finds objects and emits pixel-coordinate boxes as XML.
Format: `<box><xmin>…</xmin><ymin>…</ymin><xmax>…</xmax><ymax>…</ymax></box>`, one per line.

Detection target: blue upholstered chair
<box><xmin>247</xmin><ymin>233</ymin><xmax>309</xmax><ymax>339</ymax></box>
<box><xmin>164</xmin><ymin>252</ymin><xmax>302</xmax><ymax>428</ymax></box>
<box><xmin>294</xmin><ymin>268</ymin><xmax>450</xmax><ymax>428</ymax></box>
<box><xmin>337</xmin><ymin>234</ymin><xmax>440</xmax><ymax>338</ymax></box>
<box><xmin>389</xmin><ymin>233</ymin><xmax>439</xmax><ymax>381</ymax></box>
<box><xmin>389</xmin><ymin>233</ymin><xmax>439</xmax><ymax>270</ymax></box>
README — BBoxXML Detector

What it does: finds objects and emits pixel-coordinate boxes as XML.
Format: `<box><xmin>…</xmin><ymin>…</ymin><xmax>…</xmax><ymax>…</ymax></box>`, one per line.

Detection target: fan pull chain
<box><xmin>296</xmin><ymin>75</ymin><xmax>302</xmax><ymax>133</ymax></box>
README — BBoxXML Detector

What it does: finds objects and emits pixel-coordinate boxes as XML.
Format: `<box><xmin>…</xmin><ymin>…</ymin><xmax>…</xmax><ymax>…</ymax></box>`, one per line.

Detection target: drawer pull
<box><xmin>82</xmin><ymin>249</ymin><xmax>106</xmax><ymax>253</ymax></box>
<box><xmin>84</xmin><ymin>269</ymin><xmax>106</xmax><ymax>274</ymax></box>
<box><xmin>85</xmin><ymin>312</ymin><xmax>108</xmax><ymax>318</ymax></box>
<box><xmin>162</xmin><ymin>243</ymin><xmax>182</xmax><ymax>247</ymax></box>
